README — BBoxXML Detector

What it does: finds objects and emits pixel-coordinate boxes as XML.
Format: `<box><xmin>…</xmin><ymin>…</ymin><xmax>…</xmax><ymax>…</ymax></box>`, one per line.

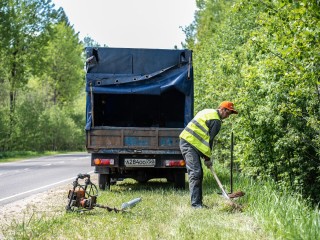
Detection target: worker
<box><xmin>179</xmin><ymin>101</ymin><xmax>238</xmax><ymax>208</ymax></box>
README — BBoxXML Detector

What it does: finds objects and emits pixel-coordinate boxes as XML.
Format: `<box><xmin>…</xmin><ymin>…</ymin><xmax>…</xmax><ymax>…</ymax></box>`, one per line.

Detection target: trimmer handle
<box><xmin>209</xmin><ymin>166</ymin><xmax>230</xmax><ymax>200</ymax></box>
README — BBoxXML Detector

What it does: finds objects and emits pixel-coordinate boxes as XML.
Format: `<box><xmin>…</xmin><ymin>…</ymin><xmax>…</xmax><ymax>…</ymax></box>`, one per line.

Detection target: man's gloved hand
<box><xmin>203</xmin><ymin>156</ymin><xmax>213</xmax><ymax>168</ymax></box>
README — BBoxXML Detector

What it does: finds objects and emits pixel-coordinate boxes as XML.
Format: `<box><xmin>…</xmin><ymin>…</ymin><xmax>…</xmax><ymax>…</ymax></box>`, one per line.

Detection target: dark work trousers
<box><xmin>180</xmin><ymin>139</ymin><xmax>203</xmax><ymax>207</ymax></box>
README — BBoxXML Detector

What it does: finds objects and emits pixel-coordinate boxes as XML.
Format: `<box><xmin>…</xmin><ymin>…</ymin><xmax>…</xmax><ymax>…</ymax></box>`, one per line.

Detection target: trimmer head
<box><xmin>228</xmin><ymin>191</ymin><xmax>245</xmax><ymax>199</ymax></box>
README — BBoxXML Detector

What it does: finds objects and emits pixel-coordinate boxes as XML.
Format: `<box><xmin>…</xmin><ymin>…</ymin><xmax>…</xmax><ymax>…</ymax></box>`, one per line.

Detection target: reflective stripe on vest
<box><xmin>179</xmin><ymin>109</ymin><xmax>220</xmax><ymax>157</ymax></box>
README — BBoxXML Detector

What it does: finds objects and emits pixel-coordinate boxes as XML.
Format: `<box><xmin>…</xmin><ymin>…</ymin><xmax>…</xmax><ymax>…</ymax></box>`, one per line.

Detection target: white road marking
<box><xmin>0</xmin><ymin>171</ymin><xmax>94</xmax><ymax>203</ymax></box>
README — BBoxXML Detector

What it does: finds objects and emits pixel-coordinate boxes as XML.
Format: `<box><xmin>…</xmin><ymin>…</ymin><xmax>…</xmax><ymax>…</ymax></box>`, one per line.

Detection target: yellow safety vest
<box><xmin>180</xmin><ymin>109</ymin><xmax>220</xmax><ymax>157</ymax></box>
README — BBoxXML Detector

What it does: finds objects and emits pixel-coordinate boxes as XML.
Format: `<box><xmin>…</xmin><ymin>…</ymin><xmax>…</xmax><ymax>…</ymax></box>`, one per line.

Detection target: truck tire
<box><xmin>174</xmin><ymin>172</ymin><xmax>186</xmax><ymax>189</ymax></box>
<box><xmin>99</xmin><ymin>174</ymin><xmax>111</xmax><ymax>190</ymax></box>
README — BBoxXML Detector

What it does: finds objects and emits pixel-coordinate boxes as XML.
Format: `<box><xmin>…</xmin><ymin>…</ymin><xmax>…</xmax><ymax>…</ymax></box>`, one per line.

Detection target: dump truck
<box><xmin>85</xmin><ymin>47</ymin><xmax>193</xmax><ymax>190</ymax></box>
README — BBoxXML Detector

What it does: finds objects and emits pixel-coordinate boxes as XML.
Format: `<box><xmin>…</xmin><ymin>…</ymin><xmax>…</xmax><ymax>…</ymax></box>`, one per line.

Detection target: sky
<box><xmin>52</xmin><ymin>0</ymin><xmax>197</xmax><ymax>49</ymax></box>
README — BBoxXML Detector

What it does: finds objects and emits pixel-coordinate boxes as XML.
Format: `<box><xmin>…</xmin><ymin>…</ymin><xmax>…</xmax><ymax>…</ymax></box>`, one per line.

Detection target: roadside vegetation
<box><xmin>185</xmin><ymin>0</ymin><xmax>320</xmax><ymax>204</ymax></box>
<box><xmin>0</xmin><ymin>151</ymin><xmax>72</xmax><ymax>163</ymax></box>
<box><xmin>1</xmin><ymin>0</ymin><xmax>320</xmax><ymax>238</ymax></box>
<box><xmin>2</xmin><ymin>164</ymin><xmax>319</xmax><ymax>239</ymax></box>
<box><xmin>1</xmin><ymin>0</ymin><xmax>319</xmax><ymax>203</ymax></box>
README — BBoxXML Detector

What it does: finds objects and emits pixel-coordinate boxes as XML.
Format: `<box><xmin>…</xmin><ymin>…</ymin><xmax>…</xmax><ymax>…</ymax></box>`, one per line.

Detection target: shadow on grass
<box><xmin>103</xmin><ymin>178</ymin><xmax>189</xmax><ymax>193</ymax></box>
<box><xmin>103</xmin><ymin>169</ymin><xmax>242</xmax><ymax>194</ymax></box>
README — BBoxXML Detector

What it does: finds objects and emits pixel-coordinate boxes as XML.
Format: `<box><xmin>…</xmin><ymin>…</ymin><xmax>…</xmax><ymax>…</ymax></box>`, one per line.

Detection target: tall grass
<box><xmin>2</xmin><ymin>164</ymin><xmax>319</xmax><ymax>239</ymax></box>
<box><xmin>242</xmin><ymin>178</ymin><xmax>320</xmax><ymax>240</ymax></box>
<box><xmin>207</xmin><ymin>164</ymin><xmax>320</xmax><ymax>239</ymax></box>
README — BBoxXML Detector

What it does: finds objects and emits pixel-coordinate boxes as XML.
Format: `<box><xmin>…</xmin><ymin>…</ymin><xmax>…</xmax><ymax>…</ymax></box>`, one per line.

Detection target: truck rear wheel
<box><xmin>99</xmin><ymin>174</ymin><xmax>111</xmax><ymax>190</ymax></box>
<box><xmin>174</xmin><ymin>172</ymin><xmax>186</xmax><ymax>189</ymax></box>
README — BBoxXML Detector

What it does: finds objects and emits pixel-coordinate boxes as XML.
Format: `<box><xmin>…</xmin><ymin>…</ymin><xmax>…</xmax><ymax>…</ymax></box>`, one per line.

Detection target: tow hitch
<box><xmin>66</xmin><ymin>173</ymin><xmax>141</xmax><ymax>213</ymax></box>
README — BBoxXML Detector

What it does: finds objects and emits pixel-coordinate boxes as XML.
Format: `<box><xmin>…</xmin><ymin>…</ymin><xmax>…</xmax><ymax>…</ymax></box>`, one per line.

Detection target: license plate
<box><xmin>124</xmin><ymin>158</ymin><xmax>156</xmax><ymax>167</ymax></box>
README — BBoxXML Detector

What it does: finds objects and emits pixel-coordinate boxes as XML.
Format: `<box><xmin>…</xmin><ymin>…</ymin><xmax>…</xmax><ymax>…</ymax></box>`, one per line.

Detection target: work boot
<box><xmin>192</xmin><ymin>204</ymin><xmax>209</xmax><ymax>209</ymax></box>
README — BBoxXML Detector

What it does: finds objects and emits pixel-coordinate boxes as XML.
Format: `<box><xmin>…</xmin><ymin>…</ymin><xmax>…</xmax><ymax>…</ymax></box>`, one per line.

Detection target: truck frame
<box><xmin>85</xmin><ymin>47</ymin><xmax>193</xmax><ymax>190</ymax></box>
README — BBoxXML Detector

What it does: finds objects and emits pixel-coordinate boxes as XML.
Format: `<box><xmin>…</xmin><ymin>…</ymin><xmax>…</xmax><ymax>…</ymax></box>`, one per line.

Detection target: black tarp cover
<box><xmin>85</xmin><ymin>47</ymin><xmax>193</xmax><ymax>130</ymax></box>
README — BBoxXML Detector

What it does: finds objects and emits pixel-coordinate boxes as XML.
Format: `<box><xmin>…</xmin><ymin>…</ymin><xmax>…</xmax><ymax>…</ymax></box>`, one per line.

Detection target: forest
<box><xmin>0</xmin><ymin>0</ymin><xmax>319</xmax><ymax>203</ymax></box>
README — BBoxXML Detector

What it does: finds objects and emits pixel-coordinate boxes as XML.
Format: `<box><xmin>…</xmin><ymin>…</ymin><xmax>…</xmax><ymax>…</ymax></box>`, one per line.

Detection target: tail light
<box><xmin>94</xmin><ymin>158</ymin><xmax>115</xmax><ymax>166</ymax></box>
<box><xmin>165</xmin><ymin>160</ymin><xmax>185</xmax><ymax>167</ymax></box>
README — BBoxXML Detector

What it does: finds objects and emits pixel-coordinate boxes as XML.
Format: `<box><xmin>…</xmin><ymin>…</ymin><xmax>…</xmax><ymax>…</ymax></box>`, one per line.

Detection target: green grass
<box><xmin>2</xmin><ymin>164</ymin><xmax>320</xmax><ymax>240</ymax></box>
<box><xmin>0</xmin><ymin>151</ymin><xmax>82</xmax><ymax>163</ymax></box>
<box><xmin>4</xmin><ymin>181</ymin><xmax>266</xmax><ymax>240</ymax></box>
<box><xmin>243</xmin><ymin>179</ymin><xmax>320</xmax><ymax>240</ymax></box>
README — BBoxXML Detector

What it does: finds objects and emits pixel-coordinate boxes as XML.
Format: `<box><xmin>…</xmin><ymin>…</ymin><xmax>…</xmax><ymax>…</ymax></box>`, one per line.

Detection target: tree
<box><xmin>0</xmin><ymin>0</ymin><xmax>62</xmax><ymax>149</ymax></box>
<box><xmin>42</xmin><ymin>21</ymin><xmax>84</xmax><ymax>105</ymax></box>
<box><xmin>82</xmin><ymin>36</ymin><xmax>105</xmax><ymax>47</ymax></box>
<box><xmin>185</xmin><ymin>0</ymin><xmax>320</xmax><ymax>202</ymax></box>
<box><xmin>237</xmin><ymin>0</ymin><xmax>320</xmax><ymax>201</ymax></box>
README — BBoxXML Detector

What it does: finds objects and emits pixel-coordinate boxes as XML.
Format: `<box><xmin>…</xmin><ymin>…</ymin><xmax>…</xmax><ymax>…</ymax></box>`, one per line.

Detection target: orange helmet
<box><xmin>219</xmin><ymin>101</ymin><xmax>238</xmax><ymax>114</ymax></box>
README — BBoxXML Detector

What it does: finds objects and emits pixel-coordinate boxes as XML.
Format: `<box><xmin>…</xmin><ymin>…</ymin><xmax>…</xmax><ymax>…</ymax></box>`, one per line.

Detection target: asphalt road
<box><xmin>0</xmin><ymin>153</ymin><xmax>93</xmax><ymax>206</ymax></box>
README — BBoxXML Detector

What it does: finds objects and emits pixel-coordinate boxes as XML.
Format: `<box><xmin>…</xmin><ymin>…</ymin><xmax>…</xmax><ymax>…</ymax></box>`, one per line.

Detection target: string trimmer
<box><xmin>66</xmin><ymin>173</ymin><xmax>141</xmax><ymax>213</ymax></box>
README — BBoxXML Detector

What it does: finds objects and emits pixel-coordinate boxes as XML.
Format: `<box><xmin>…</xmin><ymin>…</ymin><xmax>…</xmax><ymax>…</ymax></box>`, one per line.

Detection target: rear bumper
<box><xmin>91</xmin><ymin>152</ymin><xmax>185</xmax><ymax>168</ymax></box>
